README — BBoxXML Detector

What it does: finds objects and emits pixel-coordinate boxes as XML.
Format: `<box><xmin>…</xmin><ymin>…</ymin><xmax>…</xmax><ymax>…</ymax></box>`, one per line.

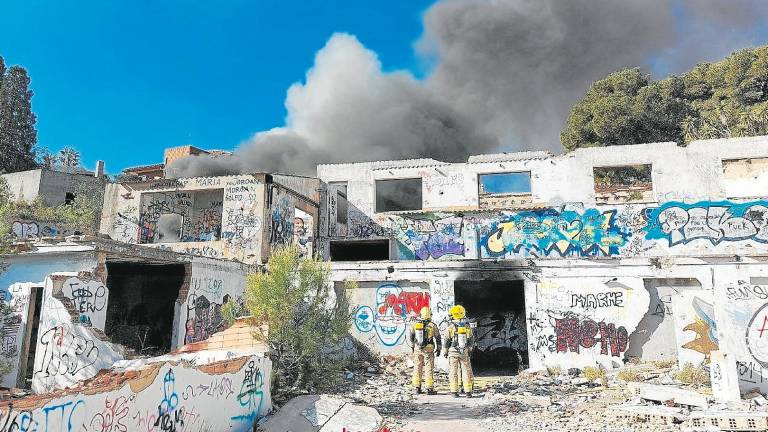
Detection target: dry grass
<box><xmin>675</xmin><ymin>363</ymin><xmax>710</xmax><ymax>387</ymax></box>
<box><xmin>583</xmin><ymin>366</ymin><xmax>608</xmax><ymax>386</ymax></box>
<box><xmin>547</xmin><ymin>366</ymin><xmax>561</xmax><ymax>377</ymax></box>
<box><xmin>616</xmin><ymin>368</ymin><xmax>644</xmax><ymax>382</ymax></box>
<box><xmin>651</xmin><ymin>359</ymin><xmax>676</xmax><ymax>369</ymax></box>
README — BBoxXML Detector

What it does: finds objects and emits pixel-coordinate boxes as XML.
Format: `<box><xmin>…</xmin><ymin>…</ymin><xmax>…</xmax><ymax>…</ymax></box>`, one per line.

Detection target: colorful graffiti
<box><xmin>554</xmin><ymin>318</ymin><xmax>629</xmax><ymax>357</ymax></box>
<box><xmin>185</xmin><ymin>293</ymin><xmax>235</xmax><ymax>344</ymax></box>
<box><xmin>391</xmin><ymin>215</ymin><xmax>465</xmax><ymax>260</ymax></box>
<box><xmin>680</xmin><ymin>296</ymin><xmax>718</xmax><ymax>363</ymax></box>
<box><xmin>645</xmin><ymin>200</ymin><xmax>768</xmax><ymax>246</ymax></box>
<box><xmin>0</xmin><ymin>356</ymin><xmax>271</xmax><ymax>432</ymax></box>
<box><xmin>11</xmin><ymin>220</ymin><xmax>70</xmax><ymax>239</ymax></box>
<box><xmin>354</xmin><ymin>283</ymin><xmax>430</xmax><ymax>347</ymax></box>
<box><xmin>270</xmin><ymin>196</ymin><xmax>294</xmax><ymax>246</ymax></box>
<box><xmin>483</xmin><ymin>208</ymin><xmax>630</xmax><ymax>257</ymax></box>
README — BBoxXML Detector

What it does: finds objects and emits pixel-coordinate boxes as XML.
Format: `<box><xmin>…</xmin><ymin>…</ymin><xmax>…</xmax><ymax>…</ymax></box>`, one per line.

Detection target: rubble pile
<box><xmin>309</xmin><ymin>359</ymin><xmax>768</xmax><ymax>431</ymax></box>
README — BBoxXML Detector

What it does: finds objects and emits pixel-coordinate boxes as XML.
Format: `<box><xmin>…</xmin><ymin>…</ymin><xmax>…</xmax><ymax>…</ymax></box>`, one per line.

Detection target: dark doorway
<box><xmin>454</xmin><ymin>280</ymin><xmax>527</xmax><ymax>375</ymax></box>
<box><xmin>330</xmin><ymin>240</ymin><xmax>389</xmax><ymax>261</ymax></box>
<box><xmin>22</xmin><ymin>286</ymin><xmax>43</xmax><ymax>388</ymax></box>
<box><xmin>105</xmin><ymin>262</ymin><xmax>185</xmax><ymax>356</ymax></box>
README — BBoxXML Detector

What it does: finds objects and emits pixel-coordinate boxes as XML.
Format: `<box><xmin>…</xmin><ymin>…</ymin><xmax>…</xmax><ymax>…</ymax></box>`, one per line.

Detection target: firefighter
<box><xmin>444</xmin><ymin>304</ymin><xmax>474</xmax><ymax>398</ymax></box>
<box><xmin>409</xmin><ymin>306</ymin><xmax>441</xmax><ymax>395</ymax></box>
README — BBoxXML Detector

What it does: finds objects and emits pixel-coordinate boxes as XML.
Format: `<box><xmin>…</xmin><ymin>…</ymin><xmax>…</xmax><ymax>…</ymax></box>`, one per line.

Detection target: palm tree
<box><xmin>57</xmin><ymin>147</ymin><xmax>80</xmax><ymax>167</ymax></box>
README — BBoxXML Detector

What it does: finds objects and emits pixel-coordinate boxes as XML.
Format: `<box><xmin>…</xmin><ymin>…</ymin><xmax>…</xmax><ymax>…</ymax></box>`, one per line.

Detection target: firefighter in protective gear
<box><xmin>444</xmin><ymin>304</ymin><xmax>475</xmax><ymax>398</ymax></box>
<box><xmin>408</xmin><ymin>306</ymin><xmax>441</xmax><ymax>395</ymax></box>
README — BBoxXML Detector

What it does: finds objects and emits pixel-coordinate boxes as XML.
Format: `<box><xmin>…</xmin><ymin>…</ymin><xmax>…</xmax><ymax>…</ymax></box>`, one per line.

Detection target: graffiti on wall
<box><xmin>528</xmin><ymin>279</ymin><xmax>648</xmax><ymax>367</ymax></box>
<box><xmin>35</xmin><ymin>325</ymin><xmax>100</xmax><ymax>379</ymax></box>
<box><xmin>679</xmin><ymin>296</ymin><xmax>718</xmax><ymax>364</ymax></box>
<box><xmin>747</xmin><ymin>302</ymin><xmax>768</xmax><ymax>369</ymax></box>
<box><xmin>390</xmin><ymin>214</ymin><xmax>465</xmax><ymax>260</ymax></box>
<box><xmin>294</xmin><ymin>208</ymin><xmax>314</xmax><ymax>258</ymax></box>
<box><xmin>185</xmin><ymin>293</ymin><xmax>236</xmax><ymax>344</ymax></box>
<box><xmin>474</xmin><ymin>312</ymin><xmax>528</xmax><ymax>353</ymax></box>
<box><xmin>62</xmin><ymin>277</ymin><xmax>108</xmax><ymax>329</ymax></box>
<box><xmin>645</xmin><ymin>201</ymin><xmax>768</xmax><ymax>247</ymax></box>
<box><xmin>0</xmin><ymin>356</ymin><xmax>272</xmax><ymax>432</ymax></box>
<box><xmin>270</xmin><ymin>196</ymin><xmax>293</xmax><ymax>247</ymax></box>
<box><xmin>483</xmin><ymin>208</ymin><xmax>630</xmax><ymax>258</ymax></box>
<box><xmin>354</xmin><ymin>283</ymin><xmax>430</xmax><ymax>347</ymax></box>
<box><xmin>11</xmin><ymin>220</ymin><xmax>70</xmax><ymax>239</ymax></box>
<box><xmin>554</xmin><ymin>318</ymin><xmax>629</xmax><ymax>357</ymax></box>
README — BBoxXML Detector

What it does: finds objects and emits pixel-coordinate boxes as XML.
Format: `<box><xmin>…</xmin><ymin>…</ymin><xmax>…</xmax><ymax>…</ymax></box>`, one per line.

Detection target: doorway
<box><xmin>104</xmin><ymin>262</ymin><xmax>186</xmax><ymax>356</ymax></box>
<box><xmin>454</xmin><ymin>280</ymin><xmax>527</xmax><ymax>374</ymax></box>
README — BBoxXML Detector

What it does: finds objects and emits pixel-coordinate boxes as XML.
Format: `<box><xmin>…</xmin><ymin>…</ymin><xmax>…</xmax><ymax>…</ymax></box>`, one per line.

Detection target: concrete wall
<box><xmin>331</xmin><ymin>258</ymin><xmax>733</xmax><ymax>371</ymax></box>
<box><xmin>100</xmin><ymin>175</ymin><xmax>319</xmax><ymax>264</ymax></box>
<box><xmin>1</xmin><ymin>169</ymin><xmax>105</xmax><ymax>207</ymax></box>
<box><xmin>32</xmin><ymin>272</ymin><xmax>124</xmax><ymax>394</ymax></box>
<box><xmin>0</xmin><ymin>252</ymin><xmax>98</xmax><ymax>388</ymax></box>
<box><xmin>1</xmin><ymin>170</ymin><xmax>41</xmax><ymax>203</ymax></box>
<box><xmin>0</xmin><ymin>354</ymin><xmax>272</xmax><ymax>432</ymax></box>
<box><xmin>175</xmin><ymin>257</ymin><xmax>252</xmax><ymax>349</ymax></box>
<box><xmin>316</xmin><ymin>136</ymin><xmax>768</xmax><ymax>261</ymax></box>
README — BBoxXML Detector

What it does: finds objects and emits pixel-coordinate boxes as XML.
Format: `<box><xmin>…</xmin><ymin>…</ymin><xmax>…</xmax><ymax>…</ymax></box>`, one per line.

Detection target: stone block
<box><xmin>630</xmin><ymin>383</ymin><xmax>708</xmax><ymax>407</ymax></box>
<box><xmin>319</xmin><ymin>404</ymin><xmax>383</xmax><ymax>432</ymax></box>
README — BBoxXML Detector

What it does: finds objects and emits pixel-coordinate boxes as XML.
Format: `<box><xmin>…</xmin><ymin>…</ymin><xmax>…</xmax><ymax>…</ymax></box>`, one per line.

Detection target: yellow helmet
<box><xmin>420</xmin><ymin>306</ymin><xmax>432</xmax><ymax>320</ymax></box>
<box><xmin>449</xmin><ymin>305</ymin><xmax>466</xmax><ymax>320</ymax></box>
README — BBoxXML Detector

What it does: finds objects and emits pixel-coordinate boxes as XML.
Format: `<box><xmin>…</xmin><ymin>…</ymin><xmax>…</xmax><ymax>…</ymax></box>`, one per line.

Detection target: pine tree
<box><xmin>0</xmin><ymin>58</ymin><xmax>38</xmax><ymax>173</ymax></box>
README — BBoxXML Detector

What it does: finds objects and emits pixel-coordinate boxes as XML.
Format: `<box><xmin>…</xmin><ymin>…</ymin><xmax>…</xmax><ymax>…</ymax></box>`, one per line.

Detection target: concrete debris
<box><xmin>257</xmin><ymin>359</ymin><xmax>768</xmax><ymax>432</ymax></box>
<box><xmin>260</xmin><ymin>394</ymin><xmax>382</xmax><ymax>432</ymax></box>
<box><xmin>630</xmin><ymin>383</ymin><xmax>709</xmax><ymax>408</ymax></box>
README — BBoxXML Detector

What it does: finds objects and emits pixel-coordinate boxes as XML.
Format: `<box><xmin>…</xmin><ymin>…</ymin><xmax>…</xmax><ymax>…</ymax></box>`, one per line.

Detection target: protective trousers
<box><xmin>448</xmin><ymin>352</ymin><xmax>473</xmax><ymax>393</ymax></box>
<box><xmin>412</xmin><ymin>346</ymin><xmax>435</xmax><ymax>389</ymax></box>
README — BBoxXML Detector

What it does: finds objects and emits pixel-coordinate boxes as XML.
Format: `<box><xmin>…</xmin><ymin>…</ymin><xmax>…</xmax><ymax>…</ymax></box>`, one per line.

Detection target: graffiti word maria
<box><xmin>570</xmin><ymin>292</ymin><xmax>624</xmax><ymax>309</ymax></box>
<box><xmin>483</xmin><ymin>208</ymin><xmax>629</xmax><ymax>258</ymax></box>
<box><xmin>554</xmin><ymin>318</ymin><xmax>629</xmax><ymax>357</ymax></box>
<box><xmin>645</xmin><ymin>201</ymin><xmax>768</xmax><ymax>246</ymax></box>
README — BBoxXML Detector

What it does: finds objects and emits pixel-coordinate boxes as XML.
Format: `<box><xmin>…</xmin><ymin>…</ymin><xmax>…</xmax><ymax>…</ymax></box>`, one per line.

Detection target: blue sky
<box><xmin>0</xmin><ymin>1</ymin><xmax>434</xmax><ymax>174</ymax></box>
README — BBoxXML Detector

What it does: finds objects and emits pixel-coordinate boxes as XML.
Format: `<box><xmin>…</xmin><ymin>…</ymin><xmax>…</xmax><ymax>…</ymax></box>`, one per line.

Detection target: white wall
<box><xmin>0</xmin><ymin>252</ymin><xmax>98</xmax><ymax>388</ymax></box>
<box><xmin>32</xmin><ymin>273</ymin><xmax>124</xmax><ymax>394</ymax></box>
<box><xmin>0</xmin><ymin>354</ymin><xmax>272</xmax><ymax>432</ymax></box>
<box><xmin>316</xmin><ymin>136</ymin><xmax>768</xmax><ymax>262</ymax></box>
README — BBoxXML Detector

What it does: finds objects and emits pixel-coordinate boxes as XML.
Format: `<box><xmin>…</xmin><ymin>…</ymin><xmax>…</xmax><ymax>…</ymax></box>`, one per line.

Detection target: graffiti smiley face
<box><xmin>373</xmin><ymin>284</ymin><xmax>407</xmax><ymax>347</ymax></box>
<box><xmin>354</xmin><ymin>306</ymin><xmax>374</xmax><ymax>333</ymax></box>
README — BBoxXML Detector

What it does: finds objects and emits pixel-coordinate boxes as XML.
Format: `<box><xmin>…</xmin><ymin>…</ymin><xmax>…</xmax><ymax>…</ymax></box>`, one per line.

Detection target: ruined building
<box><xmin>316</xmin><ymin>135</ymin><xmax>768</xmax><ymax>399</ymax></box>
<box><xmin>4</xmin><ymin>135</ymin><xmax>768</xmax><ymax>414</ymax></box>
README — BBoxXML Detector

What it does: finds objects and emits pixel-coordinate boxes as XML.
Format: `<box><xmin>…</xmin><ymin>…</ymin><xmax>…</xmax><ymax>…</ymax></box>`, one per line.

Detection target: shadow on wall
<box><xmin>625</xmin><ymin>278</ymin><xmax>702</xmax><ymax>362</ymax></box>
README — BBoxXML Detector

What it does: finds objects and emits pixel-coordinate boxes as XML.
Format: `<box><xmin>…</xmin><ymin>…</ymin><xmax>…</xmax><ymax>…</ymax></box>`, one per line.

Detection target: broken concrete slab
<box><xmin>318</xmin><ymin>403</ymin><xmax>383</xmax><ymax>432</ymax></box>
<box><xmin>302</xmin><ymin>394</ymin><xmax>348</xmax><ymax>427</ymax></box>
<box><xmin>629</xmin><ymin>382</ymin><xmax>708</xmax><ymax>407</ymax></box>
<box><xmin>259</xmin><ymin>395</ymin><xmax>321</xmax><ymax>432</ymax></box>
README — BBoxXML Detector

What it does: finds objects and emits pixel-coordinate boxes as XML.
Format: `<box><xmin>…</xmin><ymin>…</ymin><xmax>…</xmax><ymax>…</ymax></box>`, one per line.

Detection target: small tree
<box><xmin>226</xmin><ymin>246</ymin><xmax>353</xmax><ymax>400</ymax></box>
